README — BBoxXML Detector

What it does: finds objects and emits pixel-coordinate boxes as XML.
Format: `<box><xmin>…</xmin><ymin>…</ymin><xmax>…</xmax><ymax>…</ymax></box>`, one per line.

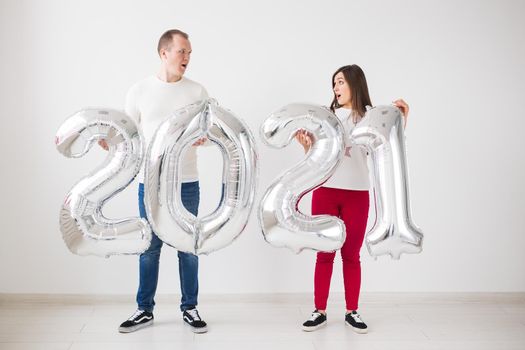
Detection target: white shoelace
<box><xmin>186</xmin><ymin>309</ymin><xmax>201</xmax><ymax>321</ymax></box>
<box><xmin>350</xmin><ymin>312</ymin><xmax>364</xmax><ymax>323</ymax></box>
<box><xmin>128</xmin><ymin>309</ymin><xmax>145</xmax><ymax>321</ymax></box>
<box><xmin>308</xmin><ymin>311</ymin><xmax>323</xmax><ymax>322</ymax></box>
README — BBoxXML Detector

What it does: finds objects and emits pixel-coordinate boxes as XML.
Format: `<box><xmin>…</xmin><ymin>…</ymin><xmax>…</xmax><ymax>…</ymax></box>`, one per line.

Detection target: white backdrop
<box><xmin>1</xmin><ymin>0</ymin><xmax>524</xmax><ymax>294</ymax></box>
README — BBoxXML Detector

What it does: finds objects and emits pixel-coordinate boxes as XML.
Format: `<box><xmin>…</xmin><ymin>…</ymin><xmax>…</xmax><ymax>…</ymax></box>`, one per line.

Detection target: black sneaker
<box><xmin>345</xmin><ymin>310</ymin><xmax>368</xmax><ymax>334</ymax></box>
<box><xmin>182</xmin><ymin>308</ymin><xmax>208</xmax><ymax>333</ymax></box>
<box><xmin>302</xmin><ymin>310</ymin><xmax>327</xmax><ymax>331</ymax></box>
<box><xmin>118</xmin><ymin>309</ymin><xmax>154</xmax><ymax>333</ymax></box>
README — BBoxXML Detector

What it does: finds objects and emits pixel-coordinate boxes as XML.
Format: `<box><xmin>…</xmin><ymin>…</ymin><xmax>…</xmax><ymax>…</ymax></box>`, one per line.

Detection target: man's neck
<box><xmin>157</xmin><ymin>69</ymin><xmax>182</xmax><ymax>83</ymax></box>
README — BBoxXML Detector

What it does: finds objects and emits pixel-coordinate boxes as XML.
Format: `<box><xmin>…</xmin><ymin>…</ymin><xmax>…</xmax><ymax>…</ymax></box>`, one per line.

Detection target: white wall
<box><xmin>1</xmin><ymin>0</ymin><xmax>524</xmax><ymax>294</ymax></box>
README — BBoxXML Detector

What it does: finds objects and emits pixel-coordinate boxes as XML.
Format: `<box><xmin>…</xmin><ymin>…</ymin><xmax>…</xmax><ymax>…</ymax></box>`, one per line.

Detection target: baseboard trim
<box><xmin>1</xmin><ymin>292</ymin><xmax>524</xmax><ymax>305</ymax></box>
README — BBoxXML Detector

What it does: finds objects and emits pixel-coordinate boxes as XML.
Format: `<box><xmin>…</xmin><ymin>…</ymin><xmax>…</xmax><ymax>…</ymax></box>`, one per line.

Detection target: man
<box><xmin>100</xmin><ymin>29</ymin><xmax>208</xmax><ymax>334</ymax></box>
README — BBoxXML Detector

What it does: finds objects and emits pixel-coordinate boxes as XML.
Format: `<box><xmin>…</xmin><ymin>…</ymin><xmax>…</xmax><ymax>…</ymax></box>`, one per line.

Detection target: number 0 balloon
<box><xmin>145</xmin><ymin>99</ymin><xmax>258</xmax><ymax>255</ymax></box>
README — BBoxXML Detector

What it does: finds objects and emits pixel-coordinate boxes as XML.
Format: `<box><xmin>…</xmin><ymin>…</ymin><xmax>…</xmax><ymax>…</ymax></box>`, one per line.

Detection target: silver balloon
<box><xmin>55</xmin><ymin>108</ymin><xmax>152</xmax><ymax>257</ymax></box>
<box><xmin>350</xmin><ymin>105</ymin><xmax>423</xmax><ymax>259</ymax></box>
<box><xmin>145</xmin><ymin>99</ymin><xmax>258</xmax><ymax>255</ymax></box>
<box><xmin>259</xmin><ymin>103</ymin><xmax>346</xmax><ymax>253</ymax></box>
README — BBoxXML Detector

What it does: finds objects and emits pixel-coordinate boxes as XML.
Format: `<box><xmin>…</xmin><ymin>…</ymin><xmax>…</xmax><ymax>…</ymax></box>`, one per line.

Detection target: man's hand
<box><xmin>193</xmin><ymin>137</ymin><xmax>207</xmax><ymax>146</ymax></box>
<box><xmin>98</xmin><ymin>139</ymin><xmax>109</xmax><ymax>151</ymax></box>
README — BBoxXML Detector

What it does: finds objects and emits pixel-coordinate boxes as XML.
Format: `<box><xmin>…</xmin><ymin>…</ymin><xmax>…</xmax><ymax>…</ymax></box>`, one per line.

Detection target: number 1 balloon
<box><xmin>350</xmin><ymin>105</ymin><xmax>423</xmax><ymax>259</ymax></box>
<box><xmin>259</xmin><ymin>103</ymin><xmax>346</xmax><ymax>253</ymax></box>
<box><xmin>55</xmin><ymin>108</ymin><xmax>152</xmax><ymax>257</ymax></box>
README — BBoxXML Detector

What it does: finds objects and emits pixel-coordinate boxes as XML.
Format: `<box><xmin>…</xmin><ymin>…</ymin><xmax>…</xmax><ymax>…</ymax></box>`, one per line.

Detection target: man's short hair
<box><xmin>157</xmin><ymin>29</ymin><xmax>189</xmax><ymax>55</ymax></box>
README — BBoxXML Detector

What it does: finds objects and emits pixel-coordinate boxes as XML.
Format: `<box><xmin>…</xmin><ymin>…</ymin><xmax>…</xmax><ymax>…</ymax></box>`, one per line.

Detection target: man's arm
<box><xmin>193</xmin><ymin>86</ymin><xmax>210</xmax><ymax>147</ymax></box>
<box><xmin>125</xmin><ymin>83</ymin><xmax>141</xmax><ymax>126</ymax></box>
<box><xmin>98</xmin><ymin>84</ymin><xmax>141</xmax><ymax>151</ymax></box>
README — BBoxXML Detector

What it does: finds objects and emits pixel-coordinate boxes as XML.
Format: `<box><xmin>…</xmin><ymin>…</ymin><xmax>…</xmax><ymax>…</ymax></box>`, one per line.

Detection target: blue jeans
<box><xmin>136</xmin><ymin>182</ymin><xmax>200</xmax><ymax>312</ymax></box>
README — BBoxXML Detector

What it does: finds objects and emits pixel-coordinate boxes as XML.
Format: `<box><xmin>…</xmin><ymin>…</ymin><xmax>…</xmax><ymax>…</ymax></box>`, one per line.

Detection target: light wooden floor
<box><xmin>1</xmin><ymin>293</ymin><xmax>524</xmax><ymax>350</ymax></box>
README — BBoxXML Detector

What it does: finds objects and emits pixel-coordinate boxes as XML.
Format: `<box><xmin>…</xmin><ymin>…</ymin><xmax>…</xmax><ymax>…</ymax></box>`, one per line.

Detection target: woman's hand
<box><xmin>393</xmin><ymin>99</ymin><xmax>409</xmax><ymax>128</ymax></box>
<box><xmin>295</xmin><ymin>129</ymin><xmax>313</xmax><ymax>153</ymax></box>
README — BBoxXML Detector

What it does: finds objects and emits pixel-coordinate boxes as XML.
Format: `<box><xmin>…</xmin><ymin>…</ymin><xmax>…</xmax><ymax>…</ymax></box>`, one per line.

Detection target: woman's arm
<box><xmin>295</xmin><ymin>129</ymin><xmax>313</xmax><ymax>153</ymax></box>
<box><xmin>393</xmin><ymin>99</ymin><xmax>409</xmax><ymax>128</ymax></box>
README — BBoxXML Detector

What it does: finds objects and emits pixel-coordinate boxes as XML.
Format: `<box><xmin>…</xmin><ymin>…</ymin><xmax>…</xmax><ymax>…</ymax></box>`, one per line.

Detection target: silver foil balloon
<box><xmin>350</xmin><ymin>105</ymin><xmax>423</xmax><ymax>259</ymax></box>
<box><xmin>259</xmin><ymin>103</ymin><xmax>346</xmax><ymax>253</ymax></box>
<box><xmin>145</xmin><ymin>99</ymin><xmax>258</xmax><ymax>255</ymax></box>
<box><xmin>55</xmin><ymin>108</ymin><xmax>152</xmax><ymax>257</ymax></box>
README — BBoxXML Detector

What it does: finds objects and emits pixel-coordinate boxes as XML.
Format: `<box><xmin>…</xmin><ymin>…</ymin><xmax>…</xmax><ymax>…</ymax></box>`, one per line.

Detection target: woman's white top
<box><xmin>322</xmin><ymin>107</ymin><xmax>370</xmax><ymax>191</ymax></box>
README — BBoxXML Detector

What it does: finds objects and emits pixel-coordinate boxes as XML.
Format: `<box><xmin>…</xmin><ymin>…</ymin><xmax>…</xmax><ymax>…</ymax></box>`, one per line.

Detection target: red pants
<box><xmin>312</xmin><ymin>186</ymin><xmax>369</xmax><ymax>311</ymax></box>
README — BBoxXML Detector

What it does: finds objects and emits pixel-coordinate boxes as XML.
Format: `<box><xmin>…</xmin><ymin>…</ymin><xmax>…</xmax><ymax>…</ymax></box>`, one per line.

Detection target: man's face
<box><xmin>161</xmin><ymin>35</ymin><xmax>192</xmax><ymax>77</ymax></box>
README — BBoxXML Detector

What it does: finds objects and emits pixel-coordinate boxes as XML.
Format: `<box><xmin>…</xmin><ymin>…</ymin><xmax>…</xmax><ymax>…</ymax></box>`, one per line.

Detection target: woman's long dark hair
<box><xmin>329</xmin><ymin>64</ymin><xmax>372</xmax><ymax>119</ymax></box>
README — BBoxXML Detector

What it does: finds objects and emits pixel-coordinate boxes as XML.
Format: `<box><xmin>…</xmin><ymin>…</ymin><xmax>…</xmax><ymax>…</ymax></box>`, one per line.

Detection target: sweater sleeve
<box><xmin>199</xmin><ymin>85</ymin><xmax>215</xmax><ymax>147</ymax></box>
<box><xmin>200</xmin><ymin>85</ymin><xmax>209</xmax><ymax>100</ymax></box>
<box><xmin>125</xmin><ymin>83</ymin><xmax>141</xmax><ymax>126</ymax></box>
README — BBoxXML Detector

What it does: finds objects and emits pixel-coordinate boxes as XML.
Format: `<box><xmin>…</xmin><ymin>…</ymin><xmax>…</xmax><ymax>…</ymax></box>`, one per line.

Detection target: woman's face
<box><xmin>333</xmin><ymin>72</ymin><xmax>352</xmax><ymax>108</ymax></box>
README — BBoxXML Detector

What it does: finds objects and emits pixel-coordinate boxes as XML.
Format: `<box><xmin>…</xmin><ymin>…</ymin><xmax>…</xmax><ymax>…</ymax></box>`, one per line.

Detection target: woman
<box><xmin>296</xmin><ymin>64</ymin><xmax>409</xmax><ymax>333</ymax></box>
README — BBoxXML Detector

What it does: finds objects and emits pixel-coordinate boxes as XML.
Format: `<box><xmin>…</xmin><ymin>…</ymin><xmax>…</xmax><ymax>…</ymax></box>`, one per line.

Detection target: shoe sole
<box><xmin>118</xmin><ymin>319</ymin><xmax>154</xmax><ymax>333</ymax></box>
<box><xmin>184</xmin><ymin>321</ymin><xmax>208</xmax><ymax>334</ymax></box>
<box><xmin>345</xmin><ymin>321</ymin><xmax>368</xmax><ymax>334</ymax></box>
<box><xmin>302</xmin><ymin>321</ymin><xmax>327</xmax><ymax>332</ymax></box>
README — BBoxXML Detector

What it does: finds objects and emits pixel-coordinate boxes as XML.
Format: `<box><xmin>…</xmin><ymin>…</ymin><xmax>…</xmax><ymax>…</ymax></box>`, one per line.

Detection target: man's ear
<box><xmin>159</xmin><ymin>48</ymin><xmax>167</xmax><ymax>60</ymax></box>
